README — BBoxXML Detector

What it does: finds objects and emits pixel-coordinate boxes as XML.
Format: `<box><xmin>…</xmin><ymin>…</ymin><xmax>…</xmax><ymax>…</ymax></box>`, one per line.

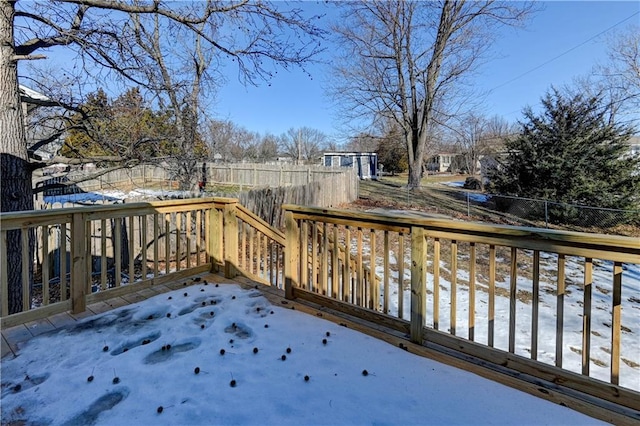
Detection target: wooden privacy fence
<box><xmin>0</xmin><ymin>198</ymin><xmax>284</xmax><ymax>328</ymax></box>
<box><xmin>282</xmin><ymin>205</ymin><xmax>640</xmax><ymax>413</ymax></box>
<box><xmin>39</xmin><ymin>163</ymin><xmax>357</xmax><ymax>194</ymax></box>
<box><xmin>240</xmin><ymin>171</ymin><xmax>359</xmax><ymax>228</ymax></box>
<box><xmin>205</xmin><ymin>163</ymin><xmax>352</xmax><ymax>187</ymax></box>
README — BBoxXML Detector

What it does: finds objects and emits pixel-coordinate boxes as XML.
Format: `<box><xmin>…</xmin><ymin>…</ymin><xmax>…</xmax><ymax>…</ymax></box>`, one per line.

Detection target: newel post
<box><xmin>223</xmin><ymin>201</ymin><xmax>238</xmax><ymax>278</ymax></box>
<box><xmin>284</xmin><ymin>210</ymin><xmax>300</xmax><ymax>300</ymax></box>
<box><xmin>71</xmin><ymin>212</ymin><xmax>88</xmax><ymax>314</ymax></box>
<box><xmin>209</xmin><ymin>203</ymin><xmax>223</xmax><ymax>272</ymax></box>
<box><xmin>410</xmin><ymin>226</ymin><xmax>427</xmax><ymax>344</ymax></box>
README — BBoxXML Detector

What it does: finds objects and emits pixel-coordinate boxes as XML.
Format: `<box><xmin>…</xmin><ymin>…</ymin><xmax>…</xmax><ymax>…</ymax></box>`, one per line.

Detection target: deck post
<box><xmin>284</xmin><ymin>210</ymin><xmax>299</xmax><ymax>300</ymax></box>
<box><xmin>71</xmin><ymin>212</ymin><xmax>88</xmax><ymax>314</ymax></box>
<box><xmin>410</xmin><ymin>226</ymin><xmax>426</xmax><ymax>344</ymax></box>
<box><xmin>209</xmin><ymin>204</ymin><xmax>223</xmax><ymax>272</ymax></box>
<box><xmin>223</xmin><ymin>201</ymin><xmax>238</xmax><ymax>278</ymax></box>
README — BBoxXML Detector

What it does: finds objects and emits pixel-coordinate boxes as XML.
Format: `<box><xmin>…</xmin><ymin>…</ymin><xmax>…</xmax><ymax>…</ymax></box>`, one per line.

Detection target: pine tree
<box><xmin>488</xmin><ymin>89</ymin><xmax>640</xmax><ymax>225</ymax></box>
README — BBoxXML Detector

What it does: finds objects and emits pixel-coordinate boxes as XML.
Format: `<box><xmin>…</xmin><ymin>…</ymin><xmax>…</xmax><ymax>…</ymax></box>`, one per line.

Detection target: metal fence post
<box><xmin>545</xmin><ymin>201</ymin><xmax>549</xmax><ymax>228</ymax></box>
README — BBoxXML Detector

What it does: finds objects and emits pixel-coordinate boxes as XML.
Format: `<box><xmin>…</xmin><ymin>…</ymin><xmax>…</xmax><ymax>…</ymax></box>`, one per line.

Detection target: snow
<box><xmin>442</xmin><ymin>181</ymin><xmax>465</xmax><ymax>188</ymax></box>
<box><xmin>370</xmin><ymin>244</ymin><xmax>640</xmax><ymax>391</ymax></box>
<box><xmin>1</xmin><ymin>281</ymin><xmax>603</xmax><ymax>425</ymax></box>
<box><xmin>42</xmin><ymin>189</ymin><xmax>197</xmax><ymax>207</ymax></box>
<box><xmin>468</xmin><ymin>192</ymin><xmax>490</xmax><ymax>203</ymax></box>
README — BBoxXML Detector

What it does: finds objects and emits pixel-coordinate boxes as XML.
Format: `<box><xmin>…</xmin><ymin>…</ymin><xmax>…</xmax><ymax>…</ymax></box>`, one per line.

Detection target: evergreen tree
<box><xmin>488</xmin><ymin>89</ymin><xmax>640</xmax><ymax>224</ymax></box>
<box><xmin>62</xmin><ymin>88</ymin><xmax>181</xmax><ymax>164</ymax></box>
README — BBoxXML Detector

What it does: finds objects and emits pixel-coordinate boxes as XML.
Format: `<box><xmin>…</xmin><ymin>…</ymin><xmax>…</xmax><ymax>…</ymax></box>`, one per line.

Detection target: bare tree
<box><xmin>330</xmin><ymin>1</ymin><xmax>533</xmax><ymax>189</ymax></box>
<box><xmin>0</xmin><ymin>0</ymin><xmax>324</xmax><ymax>314</ymax></box>
<box><xmin>451</xmin><ymin>113</ymin><xmax>513</xmax><ymax>176</ymax></box>
<box><xmin>279</xmin><ymin>127</ymin><xmax>328</xmax><ymax>164</ymax></box>
<box><xmin>345</xmin><ymin>133</ymin><xmax>379</xmax><ymax>152</ymax></box>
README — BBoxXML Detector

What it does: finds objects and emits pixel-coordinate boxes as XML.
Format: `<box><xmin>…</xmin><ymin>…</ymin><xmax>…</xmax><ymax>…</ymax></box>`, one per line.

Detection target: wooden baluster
<box><xmin>611</xmin><ymin>261</ymin><xmax>622</xmax><ymax>385</ymax></box>
<box><xmin>581</xmin><ymin>257</ymin><xmax>592</xmax><ymax>375</ymax></box>
<box><xmin>509</xmin><ymin>247</ymin><xmax>517</xmax><ymax>353</ymax></box>
<box><xmin>531</xmin><ymin>250</ymin><xmax>540</xmax><ymax>360</ymax></box>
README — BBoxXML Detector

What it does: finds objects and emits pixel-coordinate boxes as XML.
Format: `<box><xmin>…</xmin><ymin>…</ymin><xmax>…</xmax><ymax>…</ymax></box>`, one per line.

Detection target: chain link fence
<box><xmin>462</xmin><ymin>191</ymin><xmax>639</xmax><ymax>230</ymax></box>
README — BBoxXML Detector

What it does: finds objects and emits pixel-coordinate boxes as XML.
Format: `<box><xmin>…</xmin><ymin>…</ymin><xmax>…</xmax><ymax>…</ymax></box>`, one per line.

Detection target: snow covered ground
<box><xmin>372</xmin><ymin>245</ymin><xmax>640</xmax><ymax>391</ymax></box>
<box><xmin>1</xmin><ymin>282</ymin><xmax>603</xmax><ymax>425</ymax></box>
<box><xmin>43</xmin><ymin>189</ymin><xmax>196</xmax><ymax>208</ymax></box>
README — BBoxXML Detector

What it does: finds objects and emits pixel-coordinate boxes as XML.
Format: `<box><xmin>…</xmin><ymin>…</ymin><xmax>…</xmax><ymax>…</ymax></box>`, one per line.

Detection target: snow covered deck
<box><xmin>0</xmin><ymin>271</ymin><xmax>620</xmax><ymax>424</ymax></box>
<box><xmin>1</xmin><ymin>198</ymin><xmax>639</xmax><ymax>424</ymax></box>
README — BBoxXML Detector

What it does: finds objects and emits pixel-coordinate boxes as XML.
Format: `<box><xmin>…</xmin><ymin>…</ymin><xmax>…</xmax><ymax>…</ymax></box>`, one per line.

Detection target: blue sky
<box><xmin>214</xmin><ymin>1</ymin><xmax>639</xmax><ymax>141</ymax></box>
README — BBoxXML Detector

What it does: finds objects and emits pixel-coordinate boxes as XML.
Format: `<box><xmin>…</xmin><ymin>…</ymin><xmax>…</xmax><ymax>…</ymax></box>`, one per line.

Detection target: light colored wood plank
<box><xmin>342</xmin><ymin>226</ymin><xmax>351</xmax><ymax>303</ymax></box>
<box><xmin>450</xmin><ymin>240</ymin><xmax>458</xmax><ymax>336</ymax></box>
<box><xmin>433</xmin><ymin>238</ymin><xmax>440</xmax><ymax>330</ymax></box>
<box><xmin>115</xmin><ymin>218</ymin><xmax>122</xmax><ymax>288</ymax></box>
<box><xmin>532</xmin><ymin>250</ymin><xmax>540</xmax><ymax>360</ymax></box>
<box><xmin>282</xmin><ymin>204</ymin><xmax>640</xmax><ymax>263</ymax></box>
<box><xmin>356</xmin><ymin>227</ymin><xmax>363</xmax><ymax>306</ymax></box>
<box><xmin>47</xmin><ymin>311</ymin><xmax>78</xmax><ymax>329</ymax></box>
<box><xmin>175</xmin><ymin>212</ymin><xmax>181</xmax><ymax>272</ymax></box>
<box><xmin>196</xmin><ymin>209</ymin><xmax>202</xmax><ymax>266</ymax></box>
<box><xmin>71</xmin><ymin>212</ymin><xmax>87</xmax><ymax>314</ymax></box>
<box><xmin>383</xmin><ymin>231</ymin><xmax>389</xmax><ymax>314</ymax></box>
<box><xmin>311</xmin><ymin>222</ymin><xmax>318</xmax><ymax>293</ymax></box>
<box><xmin>556</xmin><ymin>254</ymin><xmax>565</xmax><ymax>368</ymax></box>
<box><xmin>141</xmin><ymin>214</ymin><xmax>148</xmax><ymax>278</ymax></box>
<box><xmin>582</xmin><ymin>258</ymin><xmax>592</xmax><ymax>375</ymax></box>
<box><xmin>611</xmin><ymin>261</ymin><xmax>622</xmax><ymax>386</ymax></box>
<box><xmin>223</xmin><ymin>203</ymin><xmax>238</xmax><ymax>278</ymax></box>
<box><xmin>369</xmin><ymin>230</ymin><xmax>377</xmax><ymax>310</ymax></box>
<box><xmin>0</xmin><ymin>301</ymin><xmax>71</xmax><ymax>329</ymax></box>
<box><xmin>128</xmin><ymin>215</ymin><xmax>135</xmax><ymax>283</ymax></box>
<box><xmin>468</xmin><ymin>243</ymin><xmax>476</xmax><ymax>341</ymax></box>
<box><xmin>509</xmin><ymin>247</ymin><xmax>517</xmax><ymax>353</ymax></box>
<box><xmin>398</xmin><ymin>233</ymin><xmax>405</xmax><ymax>320</ymax></box>
<box><xmin>2</xmin><ymin>324</ymin><xmax>32</xmax><ymax>353</ymax></box>
<box><xmin>165</xmin><ymin>213</ymin><xmax>171</xmax><ymax>274</ymax></box>
<box><xmin>410</xmin><ymin>227</ymin><xmax>426</xmax><ymax>343</ymax></box>
<box><xmin>488</xmin><ymin>244</ymin><xmax>495</xmax><ymax>347</ymax></box>
<box><xmin>21</xmin><ymin>228</ymin><xmax>29</xmax><ymax>312</ymax></box>
<box><xmin>25</xmin><ymin>318</ymin><xmax>56</xmax><ymax>336</ymax></box>
<box><xmin>332</xmin><ymin>225</ymin><xmax>339</xmax><ymax>299</ymax></box>
<box><xmin>186</xmin><ymin>211</ymin><xmax>192</xmax><ymax>269</ymax></box>
<box><xmin>1</xmin><ymin>333</ymin><xmax>13</xmax><ymax>358</ymax></box>
<box><xmin>86</xmin><ymin>301</ymin><xmax>113</xmax><ymax>315</ymax></box>
<box><xmin>301</xmin><ymin>221</ymin><xmax>308</xmax><ymax>290</ymax></box>
<box><xmin>42</xmin><ymin>225</ymin><xmax>50</xmax><ymax>305</ymax></box>
<box><xmin>60</xmin><ymin>223</ymin><xmax>67</xmax><ymax>301</ymax></box>
<box><xmin>101</xmin><ymin>218</ymin><xmax>107</xmax><ymax>291</ymax></box>
<box><xmin>284</xmin><ymin>211</ymin><xmax>300</xmax><ymax>300</ymax></box>
<box><xmin>154</xmin><ymin>213</ymin><xmax>159</xmax><ymax>276</ymax></box>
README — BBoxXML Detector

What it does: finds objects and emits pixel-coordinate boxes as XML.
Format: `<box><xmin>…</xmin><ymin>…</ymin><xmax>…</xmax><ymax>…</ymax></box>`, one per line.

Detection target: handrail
<box><xmin>282</xmin><ymin>204</ymin><xmax>640</xmax><ymax>262</ymax></box>
<box><xmin>236</xmin><ymin>204</ymin><xmax>285</xmax><ymax>246</ymax></box>
<box><xmin>283</xmin><ymin>204</ymin><xmax>640</xmax><ymax>412</ymax></box>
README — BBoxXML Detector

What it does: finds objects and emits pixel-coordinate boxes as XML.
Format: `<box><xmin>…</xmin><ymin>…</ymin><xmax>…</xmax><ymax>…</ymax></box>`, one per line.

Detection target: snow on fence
<box><xmin>282</xmin><ymin>204</ymin><xmax>640</xmax><ymax>412</ymax></box>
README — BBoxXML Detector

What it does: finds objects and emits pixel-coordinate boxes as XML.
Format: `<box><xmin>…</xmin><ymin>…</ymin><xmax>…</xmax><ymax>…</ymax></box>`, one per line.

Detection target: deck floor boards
<box><xmin>24</xmin><ymin>319</ymin><xmax>56</xmax><ymax>337</ymax></box>
<box><xmin>1</xmin><ymin>272</ymin><xmax>222</xmax><ymax>359</ymax></box>
<box><xmin>0</xmin><ymin>271</ymin><xmax>634</xmax><ymax>424</ymax></box>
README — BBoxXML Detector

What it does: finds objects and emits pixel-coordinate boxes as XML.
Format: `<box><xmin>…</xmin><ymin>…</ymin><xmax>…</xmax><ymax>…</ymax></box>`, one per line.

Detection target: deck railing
<box><xmin>282</xmin><ymin>205</ymin><xmax>640</xmax><ymax>412</ymax></box>
<box><xmin>0</xmin><ymin>198</ymin><xmax>284</xmax><ymax>328</ymax></box>
<box><xmin>2</xmin><ymin>199</ymin><xmax>639</xmax><ymax>415</ymax></box>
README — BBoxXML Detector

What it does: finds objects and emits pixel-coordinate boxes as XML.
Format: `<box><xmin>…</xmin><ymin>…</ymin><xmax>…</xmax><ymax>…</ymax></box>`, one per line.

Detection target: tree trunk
<box><xmin>1</xmin><ymin>0</ymin><xmax>34</xmax><ymax>313</ymax></box>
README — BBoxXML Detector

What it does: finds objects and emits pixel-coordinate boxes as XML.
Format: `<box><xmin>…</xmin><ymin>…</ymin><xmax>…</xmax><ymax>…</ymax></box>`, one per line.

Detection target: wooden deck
<box><xmin>2</xmin><ymin>271</ymin><xmax>638</xmax><ymax>425</ymax></box>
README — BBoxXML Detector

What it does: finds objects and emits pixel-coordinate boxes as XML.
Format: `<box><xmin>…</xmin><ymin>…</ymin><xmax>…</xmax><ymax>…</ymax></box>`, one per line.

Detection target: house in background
<box><xmin>322</xmin><ymin>151</ymin><xmax>378</xmax><ymax>179</ymax></box>
<box><xmin>426</xmin><ymin>153</ymin><xmax>465</xmax><ymax>173</ymax></box>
